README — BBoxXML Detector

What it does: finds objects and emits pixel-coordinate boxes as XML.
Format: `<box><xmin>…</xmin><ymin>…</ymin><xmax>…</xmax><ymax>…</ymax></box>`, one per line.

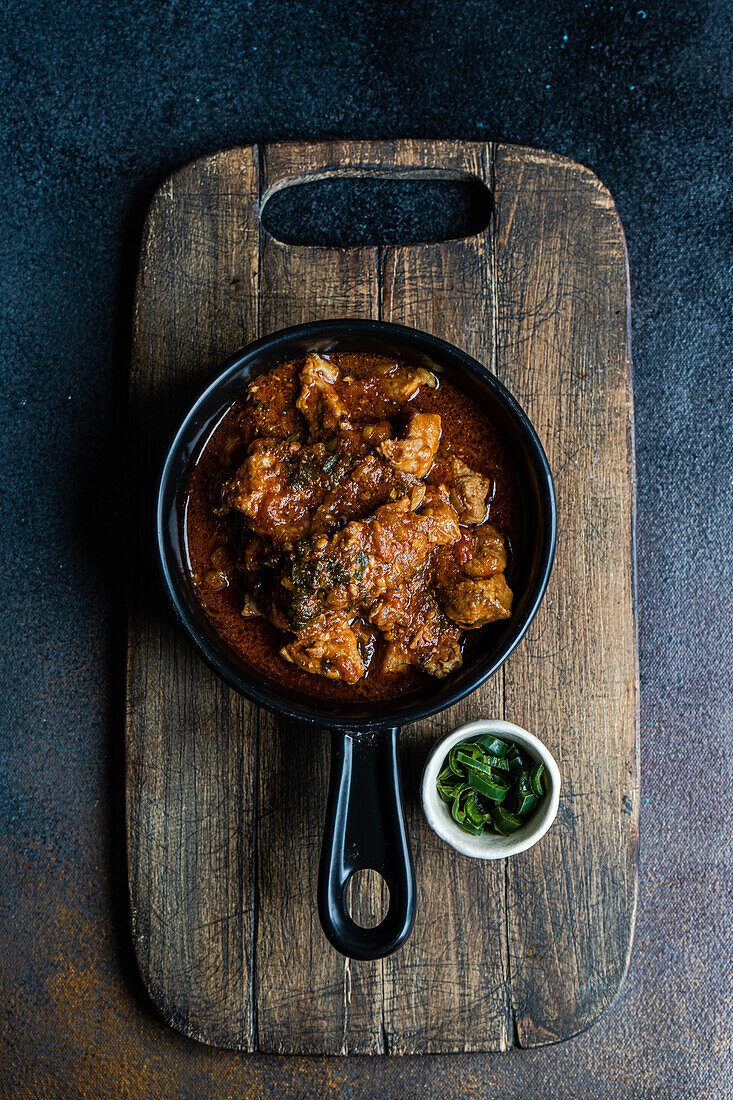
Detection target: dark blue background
<box><xmin>1</xmin><ymin>1</ymin><xmax>731</xmax><ymax>1096</ymax></box>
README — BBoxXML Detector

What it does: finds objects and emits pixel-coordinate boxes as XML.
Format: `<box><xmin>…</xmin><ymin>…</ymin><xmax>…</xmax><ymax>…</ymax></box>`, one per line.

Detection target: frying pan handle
<box><xmin>318</xmin><ymin>727</ymin><xmax>415</xmax><ymax>960</ymax></box>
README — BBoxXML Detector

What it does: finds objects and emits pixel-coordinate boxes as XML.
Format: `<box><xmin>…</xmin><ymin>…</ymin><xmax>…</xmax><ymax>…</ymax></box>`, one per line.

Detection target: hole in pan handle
<box><xmin>317</xmin><ymin>727</ymin><xmax>415</xmax><ymax>960</ymax></box>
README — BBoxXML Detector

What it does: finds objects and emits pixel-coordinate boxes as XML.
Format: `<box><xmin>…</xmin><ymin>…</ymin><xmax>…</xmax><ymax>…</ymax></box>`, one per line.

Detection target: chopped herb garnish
<box><xmin>288</xmin><ymin>454</ymin><xmax>323</xmax><ymax>489</ymax></box>
<box><xmin>286</xmin><ymin>540</ymin><xmax>366</xmax><ymax>627</ymax></box>
<box><xmin>352</xmin><ymin>549</ymin><xmax>368</xmax><ymax>587</ymax></box>
<box><xmin>436</xmin><ymin>735</ymin><xmax>548</xmax><ymax>837</ymax></box>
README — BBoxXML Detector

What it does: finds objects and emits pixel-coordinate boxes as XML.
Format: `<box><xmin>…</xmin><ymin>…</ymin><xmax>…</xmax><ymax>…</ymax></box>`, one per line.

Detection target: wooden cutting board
<box><xmin>126</xmin><ymin>140</ymin><xmax>638</xmax><ymax>1054</ymax></box>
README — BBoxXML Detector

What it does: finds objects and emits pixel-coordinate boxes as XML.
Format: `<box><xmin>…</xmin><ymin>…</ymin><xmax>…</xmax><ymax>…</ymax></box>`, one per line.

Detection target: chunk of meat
<box><xmin>359</xmin><ymin>421</ymin><xmax>393</xmax><ymax>445</ymax></box>
<box><xmin>242</xmin><ymin>364</ymin><xmax>303</xmax><ymax>442</ymax></box>
<box><xmin>371</xmin><ymin>363</ymin><xmax>438</xmax><ymax>401</ymax></box>
<box><xmin>296</xmin><ymin>353</ymin><xmax>348</xmax><ymax>437</ymax></box>
<box><xmin>277</xmin><ymin>494</ymin><xmax>461</xmax><ymax>628</ymax></box>
<box><xmin>378</xmin><ymin>412</ymin><xmax>442</xmax><ymax>478</ymax></box>
<box><xmin>381</xmin><ymin>642</ymin><xmax>411</xmax><ymax>674</ymax></box>
<box><xmin>202</xmin><ymin>544</ymin><xmax>234</xmax><ymax>591</ymax></box>
<box><xmin>333</xmin><ymin>364</ymin><xmax>439</xmax><ymax>419</ymax></box>
<box><xmin>311</xmin><ymin>453</ymin><xmax>417</xmax><ymax>535</ymax></box>
<box><xmin>368</xmin><ymin>576</ymin><xmax>418</xmax><ymax>635</ymax></box>
<box><xmin>463</xmin><ymin>523</ymin><xmax>508</xmax><ymax>578</ymax></box>
<box><xmin>422</xmin><ymin>634</ymin><xmax>463</xmax><ymax>677</ymax></box>
<box><xmin>204</xmin><ymin>568</ymin><xmax>230</xmax><ymax>591</ymax></box>
<box><xmin>434</xmin><ymin>523</ymin><xmax>508</xmax><ymax>588</ymax></box>
<box><xmin>448</xmin><ymin>457</ymin><xmax>495</xmax><ymax>525</ymax></box>
<box><xmin>241</xmin><ymin>592</ymin><xmax>260</xmax><ymax>618</ymax></box>
<box><xmin>218</xmin><ymin>440</ymin><xmax>290</xmax><ymax>518</ymax></box>
<box><xmin>280</xmin><ymin>612</ymin><xmax>365</xmax><ymax>683</ymax></box>
<box><xmin>370</xmin><ymin>577</ymin><xmax>463</xmax><ymax>677</ymax></box>
<box><xmin>237</xmin><ymin>532</ymin><xmax>266</xmax><ymax>575</ymax></box>
<box><xmin>217</xmin><ymin>439</ymin><xmax>334</xmax><ymax>543</ymax></box>
<box><xmin>441</xmin><ymin>572</ymin><xmax>513</xmax><ymax>628</ymax></box>
<box><xmin>435</xmin><ymin>524</ymin><xmax>512</xmax><ymax>626</ymax></box>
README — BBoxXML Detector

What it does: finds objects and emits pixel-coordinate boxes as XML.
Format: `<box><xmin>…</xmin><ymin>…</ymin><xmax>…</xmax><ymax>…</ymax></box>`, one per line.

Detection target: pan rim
<box><xmin>155</xmin><ymin>318</ymin><xmax>557</xmax><ymax>731</ymax></box>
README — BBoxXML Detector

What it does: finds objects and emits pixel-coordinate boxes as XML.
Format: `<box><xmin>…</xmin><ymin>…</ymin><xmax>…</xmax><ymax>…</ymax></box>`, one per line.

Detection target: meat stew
<box><xmin>184</xmin><ymin>352</ymin><xmax>522</xmax><ymax>702</ymax></box>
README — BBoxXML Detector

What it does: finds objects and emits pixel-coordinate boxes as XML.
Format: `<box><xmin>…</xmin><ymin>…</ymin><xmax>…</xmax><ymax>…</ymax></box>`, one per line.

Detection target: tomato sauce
<box><xmin>184</xmin><ymin>353</ymin><xmax>521</xmax><ymax>701</ymax></box>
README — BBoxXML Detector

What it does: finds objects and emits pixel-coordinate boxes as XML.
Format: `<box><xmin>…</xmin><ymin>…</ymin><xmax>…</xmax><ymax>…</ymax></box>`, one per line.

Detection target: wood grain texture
<box><xmin>126</xmin><ymin>148</ymin><xmax>261</xmax><ymax>1048</ymax></box>
<box><xmin>380</xmin><ymin>139</ymin><xmax>509</xmax><ymax>1054</ymax></box>
<box><xmin>493</xmin><ymin>145</ymin><xmax>639</xmax><ymax>1046</ymax></box>
<box><xmin>125</xmin><ymin>140</ymin><xmax>638</xmax><ymax>1055</ymax></box>
<box><xmin>255</xmin><ymin>141</ymin><xmax>384</xmax><ymax>1055</ymax></box>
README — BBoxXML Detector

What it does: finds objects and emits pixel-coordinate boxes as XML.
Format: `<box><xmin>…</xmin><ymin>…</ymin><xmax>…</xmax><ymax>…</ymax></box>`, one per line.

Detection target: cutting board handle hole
<box><xmin>261</xmin><ymin>172</ymin><xmax>492</xmax><ymax>248</ymax></box>
<box><xmin>345</xmin><ymin>868</ymin><xmax>390</xmax><ymax>929</ymax></box>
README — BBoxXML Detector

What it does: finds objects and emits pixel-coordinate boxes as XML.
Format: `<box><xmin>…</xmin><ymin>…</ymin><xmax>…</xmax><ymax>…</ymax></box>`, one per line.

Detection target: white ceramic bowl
<box><xmin>421</xmin><ymin>719</ymin><xmax>561</xmax><ymax>859</ymax></box>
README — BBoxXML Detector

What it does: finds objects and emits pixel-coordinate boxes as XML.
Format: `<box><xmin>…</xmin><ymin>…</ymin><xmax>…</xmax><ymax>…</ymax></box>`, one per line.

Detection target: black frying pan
<box><xmin>156</xmin><ymin>319</ymin><xmax>556</xmax><ymax>960</ymax></box>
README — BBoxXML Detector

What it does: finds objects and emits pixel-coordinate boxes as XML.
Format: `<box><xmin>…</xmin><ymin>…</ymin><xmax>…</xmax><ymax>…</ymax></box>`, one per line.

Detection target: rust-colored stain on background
<box><xmin>1</xmin><ymin>825</ymin><xmax>728</xmax><ymax>1099</ymax></box>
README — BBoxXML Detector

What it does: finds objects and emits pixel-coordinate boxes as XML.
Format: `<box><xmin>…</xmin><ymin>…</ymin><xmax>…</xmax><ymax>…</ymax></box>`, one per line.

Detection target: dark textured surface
<box><xmin>261</xmin><ymin>176</ymin><xmax>494</xmax><ymax>245</ymax></box>
<box><xmin>0</xmin><ymin>1</ymin><xmax>730</xmax><ymax>1097</ymax></box>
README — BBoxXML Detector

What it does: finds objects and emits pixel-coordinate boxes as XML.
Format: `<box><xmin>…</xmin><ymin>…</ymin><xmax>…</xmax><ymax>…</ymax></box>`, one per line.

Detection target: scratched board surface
<box><xmin>125</xmin><ymin>140</ymin><xmax>638</xmax><ymax>1054</ymax></box>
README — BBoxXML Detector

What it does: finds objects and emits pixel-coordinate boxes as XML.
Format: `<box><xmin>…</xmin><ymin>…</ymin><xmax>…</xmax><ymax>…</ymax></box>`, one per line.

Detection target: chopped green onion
<box><xmin>467</xmin><ymin>769</ymin><xmax>509</xmax><ymax>802</ymax></box>
<box><xmin>490</xmin><ymin>804</ymin><xmax>523</xmax><ymax>835</ymax></box>
<box><xmin>455</xmin><ymin>744</ymin><xmax>486</xmax><ymax>765</ymax></box>
<box><xmin>465</xmin><ymin>793</ymin><xmax>488</xmax><ymax>828</ymax></box>
<box><xmin>456</xmin><ymin>750</ymin><xmax>509</xmax><ymax>776</ymax></box>
<box><xmin>530</xmin><ymin>763</ymin><xmax>546</xmax><ymax>797</ymax></box>
<box><xmin>455</xmin><ymin>751</ymin><xmax>493</xmax><ymax>774</ymax></box>
<box><xmin>436</xmin><ymin>734</ymin><xmax>550</xmax><ymax>837</ymax></box>
<box><xmin>509</xmin><ymin>751</ymin><xmax>531</xmax><ymax>773</ymax></box>
<box><xmin>514</xmin><ymin>791</ymin><xmax>539</xmax><ymax>816</ymax></box>
<box><xmin>485</xmin><ymin>753</ymin><xmax>510</xmax><ymax>772</ymax></box>
<box><xmin>450</xmin><ymin>784</ymin><xmax>472</xmax><ymax>827</ymax></box>
<box><xmin>448</xmin><ymin>745</ymin><xmax>463</xmax><ymax>775</ymax></box>
<box><xmin>515</xmin><ymin>770</ymin><xmax>533</xmax><ymax>796</ymax></box>
<box><xmin>475</xmin><ymin>735</ymin><xmax>510</xmax><ymax>757</ymax></box>
<box><xmin>438</xmin><ymin>762</ymin><xmax>458</xmax><ymax>783</ymax></box>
